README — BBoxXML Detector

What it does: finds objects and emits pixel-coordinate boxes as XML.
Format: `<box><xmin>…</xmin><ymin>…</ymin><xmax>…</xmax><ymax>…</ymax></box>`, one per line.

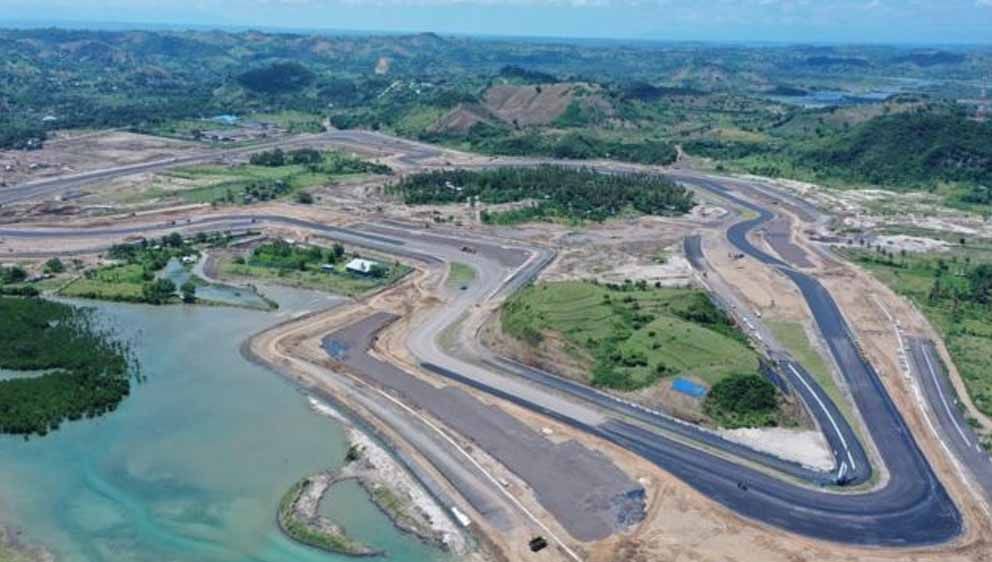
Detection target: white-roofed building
<box><xmin>345</xmin><ymin>258</ymin><xmax>380</xmax><ymax>275</ymax></box>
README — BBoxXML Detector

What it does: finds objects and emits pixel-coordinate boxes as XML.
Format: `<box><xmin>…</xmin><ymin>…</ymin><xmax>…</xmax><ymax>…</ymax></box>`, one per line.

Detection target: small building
<box><xmin>320</xmin><ymin>264</ymin><xmax>336</xmax><ymax>272</ymax></box>
<box><xmin>345</xmin><ymin>258</ymin><xmax>380</xmax><ymax>275</ymax></box>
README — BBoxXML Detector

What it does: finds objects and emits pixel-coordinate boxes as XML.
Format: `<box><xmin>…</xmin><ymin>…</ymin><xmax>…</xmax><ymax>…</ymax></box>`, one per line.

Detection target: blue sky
<box><xmin>4</xmin><ymin>0</ymin><xmax>992</xmax><ymax>43</ymax></box>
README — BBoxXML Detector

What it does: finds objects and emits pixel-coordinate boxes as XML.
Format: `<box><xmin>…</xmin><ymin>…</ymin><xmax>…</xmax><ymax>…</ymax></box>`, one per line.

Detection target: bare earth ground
<box><xmin>3</xmin><ymin>153</ymin><xmax>992</xmax><ymax>561</ymax></box>
<box><xmin>376</xmin><ymin>266</ymin><xmax>992</xmax><ymax>562</ymax></box>
<box><xmin>0</xmin><ymin>132</ymin><xmax>201</xmax><ymax>187</ymax></box>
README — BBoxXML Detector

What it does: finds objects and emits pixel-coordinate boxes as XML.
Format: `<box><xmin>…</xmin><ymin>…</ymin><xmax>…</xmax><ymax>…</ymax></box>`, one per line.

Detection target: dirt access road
<box><xmin>1</xmin><ymin>130</ymin><xmax>992</xmax><ymax>556</ymax></box>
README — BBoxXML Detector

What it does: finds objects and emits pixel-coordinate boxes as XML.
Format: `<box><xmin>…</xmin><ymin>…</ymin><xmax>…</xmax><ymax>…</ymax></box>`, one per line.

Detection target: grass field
<box><xmin>766</xmin><ymin>319</ymin><xmax>857</xmax><ymax>426</ymax></box>
<box><xmin>841</xmin><ymin>249</ymin><xmax>992</xmax><ymax>420</ymax></box>
<box><xmin>59</xmin><ymin>263</ymin><xmax>148</xmax><ymax>301</ymax></box>
<box><xmin>165</xmin><ymin>162</ymin><xmax>341</xmax><ymax>204</ymax></box>
<box><xmin>219</xmin><ymin>259</ymin><xmax>410</xmax><ymax>297</ymax></box>
<box><xmin>501</xmin><ymin>281</ymin><xmax>761</xmax><ymax>391</ymax></box>
<box><xmin>446</xmin><ymin>262</ymin><xmax>476</xmax><ymax>289</ymax></box>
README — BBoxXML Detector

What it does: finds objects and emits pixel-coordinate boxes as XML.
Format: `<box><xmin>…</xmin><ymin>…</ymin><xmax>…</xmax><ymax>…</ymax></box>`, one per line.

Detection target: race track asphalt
<box><xmin>0</xmin><ymin>139</ymin><xmax>967</xmax><ymax>546</ymax></box>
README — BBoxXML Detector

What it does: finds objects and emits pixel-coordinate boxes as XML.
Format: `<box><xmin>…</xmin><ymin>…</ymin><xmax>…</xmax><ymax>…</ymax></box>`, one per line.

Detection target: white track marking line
<box><xmin>871</xmin><ymin>296</ymin><xmax>992</xmax><ymax>520</ymax></box>
<box><xmin>365</xmin><ymin>370</ymin><xmax>583</xmax><ymax>562</ymax></box>
<box><xmin>788</xmin><ymin>364</ymin><xmax>856</xmax><ymax>471</ymax></box>
<box><xmin>920</xmin><ymin>345</ymin><xmax>974</xmax><ymax>447</ymax></box>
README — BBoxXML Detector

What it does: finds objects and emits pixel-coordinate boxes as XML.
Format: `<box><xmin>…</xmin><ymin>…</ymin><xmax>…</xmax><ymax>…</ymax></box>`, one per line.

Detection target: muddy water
<box><xmin>0</xmin><ymin>287</ymin><xmax>449</xmax><ymax>562</ymax></box>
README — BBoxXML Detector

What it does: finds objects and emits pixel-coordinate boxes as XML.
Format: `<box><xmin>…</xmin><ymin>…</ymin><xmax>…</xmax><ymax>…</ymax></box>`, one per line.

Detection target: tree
<box><xmin>332</xmin><ymin>243</ymin><xmax>346</xmax><ymax>259</ymax></box>
<box><xmin>295</xmin><ymin>191</ymin><xmax>315</xmax><ymax>205</ymax></box>
<box><xmin>249</xmin><ymin>148</ymin><xmax>286</xmax><ymax>167</ymax></box>
<box><xmin>368</xmin><ymin>264</ymin><xmax>389</xmax><ymax>278</ymax></box>
<box><xmin>44</xmin><ymin>258</ymin><xmax>65</xmax><ymax>274</ymax></box>
<box><xmin>0</xmin><ymin>266</ymin><xmax>27</xmax><ymax>285</ymax></box>
<box><xmin>180</xmin><ymin>281</ymin><xmax>197</xmax><ymax>304</ymax></box>
<box><xmin>164</xmin><ymin>232</ymin><xmax>183</xmax><ymax>248</ymax></box>
<box><xmin>704</xmin><ymin>372</ymin><xmax>779</xmax><ymax>428</ymax></box>
<box><xmin>141</xmin><ymin>279</ymin><xmax>176</xmax><ymax>305</ymax></box>
<box><xmin>968</xmin><ymin>264</ymin><xmax>992</xmax><ymax>305</ymax></box>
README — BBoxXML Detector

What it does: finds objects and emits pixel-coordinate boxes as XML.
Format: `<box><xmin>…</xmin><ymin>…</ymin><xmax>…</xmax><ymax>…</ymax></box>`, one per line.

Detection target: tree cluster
<box><xmin>704</xmin><ymin>373</ymin><xmax>780</xmax><ymax>429</ymax></box>
<box><xmin>389</xmin><ymin>166</ymin><xmax>694</xmax><ymax>223</ymax></box>
<box><xmin>0</xmin><ymin>297</ymin><xmax>137</xmax><ymax>437</ymax></box>
<box><xmin>249</xmin><ymin>240</ymin><xmax>345</xmax><ymax>271</ymax></box>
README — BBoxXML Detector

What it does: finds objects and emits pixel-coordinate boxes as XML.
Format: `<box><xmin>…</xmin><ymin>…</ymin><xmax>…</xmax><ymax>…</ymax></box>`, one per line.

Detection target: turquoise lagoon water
<box><xmin>159</xmin><ymin>258</ymin><xmax>271</xmax><ymax>309</ymax></box>
<box><xmin>0</xmin><ymin>287</ymin><xmax>449</xmax><ymax>562</ymax></box>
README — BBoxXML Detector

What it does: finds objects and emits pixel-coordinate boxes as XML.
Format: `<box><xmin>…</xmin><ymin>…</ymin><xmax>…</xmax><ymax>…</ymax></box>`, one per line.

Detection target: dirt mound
<box><xmin>483</xmin><ymin>82</ymin><xmax>612</xmax><ymax>127</ymax></box>
<box><xmin>432</xmin><ymin>103</ymin><xmax>498</xmax><ymax>133</ymax></box>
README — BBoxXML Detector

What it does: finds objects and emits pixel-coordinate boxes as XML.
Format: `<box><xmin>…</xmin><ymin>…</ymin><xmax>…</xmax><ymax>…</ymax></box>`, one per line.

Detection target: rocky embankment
<box><xmin>278</xmin><ymin>472</ymin><xmax>382</xmax><ymax>557</ymax></box>
<box><xmin>276</xmin><ymin>397</ymin><xmax>468</xmax><ymax>556</ymax></box>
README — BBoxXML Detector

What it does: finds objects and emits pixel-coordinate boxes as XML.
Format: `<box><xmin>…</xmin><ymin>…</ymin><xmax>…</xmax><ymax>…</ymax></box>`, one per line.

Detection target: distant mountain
<box><xmin>803</xmin><ymin>56</ymin><xmax>871</xmax><ymax>68</ymax></box>
<box><xmin>892</xmin><ymin>51</ymin><xmax>966</xmax><ymax>67</ymax></box>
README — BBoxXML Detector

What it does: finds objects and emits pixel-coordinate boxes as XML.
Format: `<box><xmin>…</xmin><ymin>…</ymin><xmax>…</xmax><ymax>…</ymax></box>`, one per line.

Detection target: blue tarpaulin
<box><xmin>671</xmin><ymin>377</ymin><xmax>707</xmax><ymax>398</ymax></box>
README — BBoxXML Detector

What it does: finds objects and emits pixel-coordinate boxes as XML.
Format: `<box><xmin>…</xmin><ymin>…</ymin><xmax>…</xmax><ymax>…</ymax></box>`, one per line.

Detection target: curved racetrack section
<box><xmin>0</xmin><ymin>172</ymin><xmax>963</xmax><ymax>547</ymax></box>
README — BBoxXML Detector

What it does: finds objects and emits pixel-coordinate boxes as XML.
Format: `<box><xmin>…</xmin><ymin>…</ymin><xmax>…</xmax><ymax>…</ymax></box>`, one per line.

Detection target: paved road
<box><xmin>322</xmin><ymin>312</ymin><xmax>645</xmax><ymax>542</ymax></box>
<box><xmin>0</xmin><ymin>134</ymin><xmax>968</xmax><ymax>546</ymax></box>
<box><xmin>0</xmin><ymin>130</ymin><xmax>443</xmax><ymax>206</ymax></box>
<box><xmin>906</xmin><ymin>337</ymin><xmax>992</xmax><ymax>502</ymax></box>
<box><xmin>683</xmin><ymin>234</ymin><xmax>870</xmax><ymax>485</ymax></box>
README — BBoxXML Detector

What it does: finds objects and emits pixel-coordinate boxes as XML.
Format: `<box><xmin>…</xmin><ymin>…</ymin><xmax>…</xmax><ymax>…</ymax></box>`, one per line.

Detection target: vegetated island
<box><xmin>0</xmin><ymin>296</ymin><xmax>138</xmax><ymax>437</ymax></box>
<box><xmin>386</xmin><ymin>166</ymin><xmax>696</xmax><ymax>224</ymax></box>
<box><xmin>279</xmin><ymin>403</ymin><xmax>466</xmax><ymax>556</ymax></box>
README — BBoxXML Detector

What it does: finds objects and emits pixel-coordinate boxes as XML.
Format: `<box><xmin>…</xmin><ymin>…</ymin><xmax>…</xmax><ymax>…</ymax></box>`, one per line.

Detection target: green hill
<box><xmin>802</xmin><ymin>111</ymin><xmax>992</xmax><ymax>189</ymax></box>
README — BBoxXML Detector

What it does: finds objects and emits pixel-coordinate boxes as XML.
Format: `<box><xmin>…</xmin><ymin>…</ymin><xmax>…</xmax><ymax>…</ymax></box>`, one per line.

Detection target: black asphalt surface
<box><xmin>0</xmin><ymin>133</ymin><xmax>967</xmax><ymax>546</ymax></box>
<box><xmin>907</xmin><ymin>337</ymin><xmax>992</xmax><ymax>500</ymax></box>
<box><xmin>485</xmin><ymin>354</ymin><xmax>844</xmax><ymax>486</ymax></box>
<box><xmin>322</xmin><ymin>313</ymin><xmax>645</xmax><ymax>542</ymax></box>
<box><xmin>343</xmin><ymin>200</ymin><xmax>963</xmax><ymax>544</ymax></box>
<box><xmin>683</xmin><ymin>234</ymin><xmax>870</xmax><ymax>485</ymax></box>
<box><xmin>672</xmin><ymin>176</ymin><xmax>961</xmax><ymax>544</ymax></box>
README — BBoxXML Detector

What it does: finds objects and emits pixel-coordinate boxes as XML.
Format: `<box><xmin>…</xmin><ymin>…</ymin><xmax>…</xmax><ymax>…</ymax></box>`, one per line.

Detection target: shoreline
<box><xmin>305</xmin><ymin>398</ymin><xmax>469</xmax><ymax>555</ymax></box>
<box><xmin>277</xmin><ymin>472</ymin><xmax>383</xmax><ymax>558</ymax></box>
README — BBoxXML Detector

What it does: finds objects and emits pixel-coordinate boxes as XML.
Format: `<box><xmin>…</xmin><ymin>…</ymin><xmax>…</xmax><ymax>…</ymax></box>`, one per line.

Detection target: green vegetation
<box><xmin>843</xmin><ymin>249</ymin><xmax>992</xmax><ymax>417</ymax></box>
<box><xmin>0</xmin><ymin>297</ymin><xmax>137</xmax><ymax>437</ymax></box>
<box><xmin>237</xmin><ymin>62</ymin><xmax>315</xmax><ymax>94</ymax></box>
<box><xmin>0</xmin><ymin>266</ymin><xmax>27</xmax><ymax>285</ymax></box>
<box><xmin>704</xmin><ymin>373</ymin><xmax>780</xmax><ymax>429</ymax></box>
<box><xmin>501</xmin><ymin>281</ymin><xmax>760</xmax><ymax>391</ymax></box>
<box><xmin>682</xmin><ymin>104</ymin><xmax>992</xmax><ymax>209</ymax></box>
<box><xmin>1</xmin><ymin>27</ymin><xmax>988</xmax><ymax>215</ymax></box>
<box><xmin>429</xmin><ymin>127</ymin><xmax>679</xmax><ymax>166</ymax></box>
<box><xmin>447</xmin><ymin>262</ymin><xmax>476</xmax><ymax>289</ymax></box>
<box><xmin>799</xmin><ymin>111</ymin><xmax>992</xmax><ymax>189</ymax></box>
<box><xmin>388</xmin><ymin>166</ymin><xmax>694</xmax><ymax>224</ymax></box>
<box><xmin>277</xmin><ymin>478</ymin><xmax>376</xmax><ymax>556</ymax></box>
<box><xmin>766</xmin><ymin>320</ymin><xmax>851</xmax><ymax>422</ymax></box>
<box><xmin>166</xmin><ymin>150</ymin><xmax>389</xmax><ymax>204</ymax></box>
<box><xmin>220</xmin><ymin>240</ymin><xmax>409</xmax><ymax>297</ymax></box>
<box><xmin>44</xmin><ymin>258</ymin><xmax>65</xmax><ymax>274</ymax></box>
<box><xmin>59</xmin><ymin>235</ymin><xmax>192</xmax><ymax>304</ymax></box>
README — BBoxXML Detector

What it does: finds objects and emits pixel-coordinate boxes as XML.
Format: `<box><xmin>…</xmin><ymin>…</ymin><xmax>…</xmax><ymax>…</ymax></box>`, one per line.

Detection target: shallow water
<box><xmin>160</xmin><ymin>258</ymin><xmax>271</xmax><ymax>309</ymax></box>
<box><xmin>319</xmin><ymin>479</ymin><xmax>446</xmax><ymax>560</ymax></box>
<box><xmin>0</xmin><ymin>287</ymin><xmax>449</xmax><ymax>562</ymax></box>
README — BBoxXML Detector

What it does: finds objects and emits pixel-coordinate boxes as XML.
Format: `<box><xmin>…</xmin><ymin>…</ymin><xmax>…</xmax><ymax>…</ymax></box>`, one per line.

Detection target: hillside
<box><xmin>432</xmin><ymin>82</ymin><xmax>613</xmax><ymax>133</ymax></box>
<box><xmin>802</xmin><ymin>111</ymin><xmax>992</xmax><ymax>188</ymax></box>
